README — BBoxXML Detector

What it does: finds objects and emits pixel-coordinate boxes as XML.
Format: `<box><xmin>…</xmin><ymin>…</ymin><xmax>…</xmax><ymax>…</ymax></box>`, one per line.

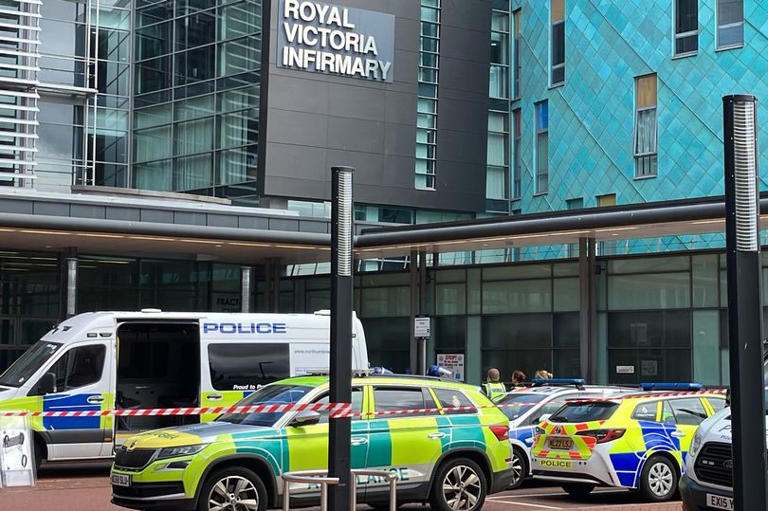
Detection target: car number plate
<box><xmin>548</xmin><ymin>437</ymin><xmax>573</xmax><ymax>450</ymax></box>
<box><xmin>707</xmin><ymin>494</ymin><xmax>733</xmax><ymax>511</ymax></box>
<box><xmin>111</xmin><ymin>473</ymin><xmax>131</xmax><ymax>487</ymax></box>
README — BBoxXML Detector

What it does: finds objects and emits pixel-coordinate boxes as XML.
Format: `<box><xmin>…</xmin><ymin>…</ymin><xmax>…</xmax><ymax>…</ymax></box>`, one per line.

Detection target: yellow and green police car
<box><xmin>531</xmin><ymin>383</ymin><xmax>726</xmax><ymax>502</ymax></box>
<box><xmin>110</xmin><ymin>374</ymin><xmax>513</xmax><ymax>511</ymax></box>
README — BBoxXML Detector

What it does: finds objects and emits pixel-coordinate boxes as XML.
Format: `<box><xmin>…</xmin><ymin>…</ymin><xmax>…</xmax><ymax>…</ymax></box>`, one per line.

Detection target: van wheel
<box><xmin>639</xmin><ymin>455</ymin><xmax>678</xmax><ymax>502</ymax></box>
<box><xmin>430</xmin><ymin>457</ymin><xmax>487</xmax><ymax>511</ymax></box>
<box><xmin>509</xmin><ymin>447</ymin><xmax>528</xmax><ymax>489</ymax></box>
<box><xmin>197</xmin><ymin>467</ymin><xmax>266</xmax><ymax>511</ymax></box>
<box><xmin>561</xmin><ymin>483</ymin><xmax>594</xmax><ymax>498</ymax></box>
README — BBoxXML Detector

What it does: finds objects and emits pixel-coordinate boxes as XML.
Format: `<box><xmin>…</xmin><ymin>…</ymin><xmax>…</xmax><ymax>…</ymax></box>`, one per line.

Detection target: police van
<box><xmin>0</xmin><ymin>310</ymin><xmax>369</xmax><ymax>467</ymax></box>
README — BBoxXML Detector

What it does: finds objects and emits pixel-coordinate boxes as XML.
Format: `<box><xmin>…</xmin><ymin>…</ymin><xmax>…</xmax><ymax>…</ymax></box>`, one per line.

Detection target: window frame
<box><xmin>549</xmin><ymin>0</ymin><xmax>565</xmax><ymax>87</ymax></box>
<box><xmin>45</xmin><ymin>343</ymin><xmax>107</xmax><ymax>393</ymax></box>
<box><xmin>534</xmin><ymin>100</ymin><xmax>549</xmax><ymax>195</ymax></box>
<box><xmin>371</xmin><ymin>385</ymin><xmax>439</xmax><ymax>418</ymax></box>
<box><xmin>673</xmin><ymin>0</ymin><xmax>699</xmax><ymax>57</ymax></box>
<box><xmin>512</xmin><ymin>108</ymin><xmax>522</xmax><ymax>199</ymax></box>
<box><xmin>633</xmin><ymin>74</ymin><xmax>658</xmax><ymax>179</ymax></box>
<box><xmin>715</xmin><ymin>0</ymin><xmax>744</xmax><ymax>50</ymax></box>
<box><xmin>513</xmin><ymin>9</ymin><xmax>521</xmax><ymax>99</ymax></box>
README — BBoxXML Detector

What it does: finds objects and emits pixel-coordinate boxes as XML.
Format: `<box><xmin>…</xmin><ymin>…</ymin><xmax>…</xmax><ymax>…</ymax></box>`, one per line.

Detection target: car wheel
<box><xmin>561</xmin><ymin>483</ymin><xmax>595</xmax><ymax>498</ymax></box>
<box><xmin>639</xmin><ymin>455</ymin><xmax>678</xmax><ymax>502</ymax></box>
<box><xmin>429</xmin><ymin>457</ymin><xmax>487</xmax><ymax>511</ymax></box>
<box><xmin>197</xmin><ymin>466</ymin><xmax>267</xmax><ymax>511</ymax></box>
<box><xmin>509</xmin><ymin>447</ymin><xmax>528</xmax><ymax>489</ymax></box>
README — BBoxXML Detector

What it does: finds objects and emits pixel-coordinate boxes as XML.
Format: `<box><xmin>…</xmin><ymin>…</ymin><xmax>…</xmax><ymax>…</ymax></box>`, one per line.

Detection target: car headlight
<box><xmin>157</xmin><ymin>444</ymin><xmax>207</xmax><ymax>460</ymax></box>
<box><xmin>689</xmin><ymin>432</ymin><xmax>703</xmax><ymax>458</ymax></box>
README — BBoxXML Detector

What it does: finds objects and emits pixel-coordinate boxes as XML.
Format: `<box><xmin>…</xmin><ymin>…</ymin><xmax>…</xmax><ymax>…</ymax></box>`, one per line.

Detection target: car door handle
<box><xmin>351</xmin><ymin>437</ymin><xmax>368</xmax><ymax>446</ymax></box>
<box><xmin>87</xmin><ymin>395</ymin><xmax>105</xmax><ymax>404</ymax></box>
<box><xmin>207</xmin><ymin>394</ymin><xmax>223</xmax><ymax>401</ymax></box>
<box><xmin>428</xmin><ymin>432</ymin><xmax>447</xmax><ymax>439</ymax></box>
<box><xmin>671</xmin><ymin>431</ymin><xmax>687</xmax><ymax>438</ymax></box>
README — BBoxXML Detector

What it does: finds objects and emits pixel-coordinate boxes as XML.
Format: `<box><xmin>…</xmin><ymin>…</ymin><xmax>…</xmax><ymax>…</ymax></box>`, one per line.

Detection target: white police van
<box><xmin>0</xmin><ymin>310</ymin><xmax>369</xmax><ymax>465</ymax></box>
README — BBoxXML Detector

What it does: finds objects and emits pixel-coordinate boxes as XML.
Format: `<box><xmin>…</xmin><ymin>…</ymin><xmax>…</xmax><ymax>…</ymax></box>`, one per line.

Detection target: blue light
<box><xmin>531</xmin><ymin>378</ymin><xmax>585</xmax><ymax>385</ymax></box>
<box><xmin>640</xmin><ymin>383</ymin><xmax>703</xmax><ymax>391</ymax></box>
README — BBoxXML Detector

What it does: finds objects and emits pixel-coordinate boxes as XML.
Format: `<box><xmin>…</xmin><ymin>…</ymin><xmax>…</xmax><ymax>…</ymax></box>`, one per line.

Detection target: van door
<box><xmin>28</xmin><ymin>341</ymin><xmax>111</xmax><ymax>460</ymax></box>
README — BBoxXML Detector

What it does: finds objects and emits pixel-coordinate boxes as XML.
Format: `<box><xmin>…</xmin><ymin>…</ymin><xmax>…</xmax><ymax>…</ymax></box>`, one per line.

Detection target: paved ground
<box><xmin>0</xmin><ymin>462</ymin><xmax>683</xmax><ymax>511</ymax></box>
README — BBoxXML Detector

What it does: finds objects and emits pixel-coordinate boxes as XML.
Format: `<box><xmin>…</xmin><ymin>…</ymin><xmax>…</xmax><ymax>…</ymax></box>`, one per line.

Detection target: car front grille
<box><xmin>112</xmin><ymin>482</ymin><xmax>185</xmax><ymax>499</ymax></box>
<box><xmin>113</xmin><ymin>446</ymin><xmax>156</xmax><ymax>470</ymax></box>
<box><xmin>694</xmin><ymin>441</ymin><xmax>733</xmax><ymax>488</ymax></box>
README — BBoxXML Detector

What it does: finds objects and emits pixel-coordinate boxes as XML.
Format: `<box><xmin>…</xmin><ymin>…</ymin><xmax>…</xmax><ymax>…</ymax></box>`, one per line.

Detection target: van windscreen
<box><xmin>0</xmin><ymin>341</ymin><xmax>62</xmax><ymax>387</ymax></box>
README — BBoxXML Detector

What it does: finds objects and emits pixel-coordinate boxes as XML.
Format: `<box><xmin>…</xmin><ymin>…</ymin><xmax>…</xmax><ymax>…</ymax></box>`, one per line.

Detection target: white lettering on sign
<box><xmin>278</xmin><ymin>0</ymin><xmax>395</xmax><ymax>82</ymax></box>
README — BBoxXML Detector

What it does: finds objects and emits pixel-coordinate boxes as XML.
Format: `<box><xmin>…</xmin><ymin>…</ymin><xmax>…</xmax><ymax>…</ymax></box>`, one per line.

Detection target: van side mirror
<box><xmin>35</xmin><ymin>372</ymin><xmax>56</xmax><ymax>396</ymax></box>
<box><xmin>289</xmin><ymin>410</ymin><xmax>321</xmax><ymax>427</ymax></box>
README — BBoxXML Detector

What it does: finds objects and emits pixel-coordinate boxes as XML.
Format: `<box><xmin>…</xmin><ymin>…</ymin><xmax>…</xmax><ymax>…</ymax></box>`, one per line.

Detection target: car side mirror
<box><xmin>35</xmin><ymin>372</ymin><xmax>56</xmax><ymax>396</ymax></box>
<box><xmin>289</xmin><ymin>410</ymin><xmax>321</xmax><ymax>427</ymax></box>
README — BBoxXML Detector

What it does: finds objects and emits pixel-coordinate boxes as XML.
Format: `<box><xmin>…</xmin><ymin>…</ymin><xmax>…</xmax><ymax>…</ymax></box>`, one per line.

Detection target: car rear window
<box><xmin>494</xmin><ymin>393</ymin><xmax>547</xmax><ymax>420</ymax></box>
<box><xmin>548</xmin><ymin>401</ymin><xmax>619</xmax><ymax>423</ymax></box>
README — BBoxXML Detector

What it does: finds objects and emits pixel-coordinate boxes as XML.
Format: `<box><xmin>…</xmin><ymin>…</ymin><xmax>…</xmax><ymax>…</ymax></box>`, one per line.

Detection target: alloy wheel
<box><xmin>442</xmin><ymin>464</ymin><xmax>482</xmax><ymax>510</ymax></box>
<box><xmin>510</xmin><ymin>451</ymin><xmax>524</xmax><ymax>487</ymax></box>
<box><xmin>207</xmin><ymin>475</ymin><xmax>259</xmax><ymax>511</ymax></box>
<box><xmin>648</xmin><ymin>461</ymin><xmax>674</xmax><ymax>498</ymax></box>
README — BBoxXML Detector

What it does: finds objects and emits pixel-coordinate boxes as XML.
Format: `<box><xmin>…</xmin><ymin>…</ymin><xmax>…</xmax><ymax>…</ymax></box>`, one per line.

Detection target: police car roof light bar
<box><xmin>640</xmin><ymin>382</ymin><xmax>703</xmax><ymax>391</ymax></box>
<box><xmin>531</xmin><ymin>378</ymin><xmax>585</xmax><ymax>390</ymax></box>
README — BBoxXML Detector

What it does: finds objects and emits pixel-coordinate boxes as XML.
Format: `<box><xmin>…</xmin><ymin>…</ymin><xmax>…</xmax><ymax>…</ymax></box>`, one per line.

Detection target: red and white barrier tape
<box><xmin>0</xmin><ymin>388</ymin><xmax>726</xmax><ymax>419</ymax></box>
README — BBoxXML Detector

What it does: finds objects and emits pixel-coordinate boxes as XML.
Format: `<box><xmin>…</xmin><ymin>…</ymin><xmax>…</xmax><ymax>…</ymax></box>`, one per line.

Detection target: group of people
<box><xmin>482</xmin><ymin>367</ymin><xmax>554</xmax><ymax>398</ymax></box>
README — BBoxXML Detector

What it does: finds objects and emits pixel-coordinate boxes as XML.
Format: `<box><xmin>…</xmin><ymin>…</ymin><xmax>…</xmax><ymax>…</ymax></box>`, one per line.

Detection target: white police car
<box><xmin>494</xmin><ymin>379</ymin><xmax>629</xmax><ymax>488</ymax></box>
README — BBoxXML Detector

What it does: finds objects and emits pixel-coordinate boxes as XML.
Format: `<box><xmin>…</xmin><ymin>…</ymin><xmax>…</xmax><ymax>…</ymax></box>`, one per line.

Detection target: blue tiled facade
<box><xmin>508</xmin><ymin>0</ymin><xmax>768</xmax><ymax>214</ymax></box>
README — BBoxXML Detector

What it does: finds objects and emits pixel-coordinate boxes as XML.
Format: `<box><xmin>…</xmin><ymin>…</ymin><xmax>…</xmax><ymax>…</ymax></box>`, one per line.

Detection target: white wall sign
<box><xmin>436</xmin><ymin>353</ymin><xmax>465</xmax><ymax>381</ymax></box>
<box><xmin>414</xmin><ymin>316</ymin><xmax>431</xmax><ymax>338</ymax></box>
<box><xmin>616</xmin><ymin>365</ymin><xmax>635</xmax><ymax>375</ymax></box>
<box><xmin>277</xmin><ymin>0</ymin><xmax>395</xmax><ymax>82</ymax></box>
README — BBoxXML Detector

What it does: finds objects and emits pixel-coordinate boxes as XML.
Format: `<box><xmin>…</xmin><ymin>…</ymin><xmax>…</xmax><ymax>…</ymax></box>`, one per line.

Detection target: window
<box><xmin>215</xmin><ymin>384</ymin><xmax>313</xmax><ymax>427</ymax></box>
<box><xmin>634</xmin><ymin>74</ymin><xmax>657</xmax><ymax>178</ymax></box>
<box><xmin>707</xmin><ymin>396</ymin><xmax>727</xmax><ymax>413</ymax></box>
<box><xmin>548</xmin><ymin>402</ymin><xmax>618</xmax><ymax>423</ymax></box>
<box><xmin>513</xmin><ymin>10</ymin><xmax>521</xmax><ymax>98</ymax></box>
<box><xmin>668</xmin><ymin>398</ymin><xmax>708</xmax><ymax>426</ymax></box>
<box><xmin>717</xmin><ymin>0</ymin><xmax>743</xmax><ymax>49</ymax></box>
<box><xmin>489</xmin><ymin>10</ymin><xmax>509</xmax><ymax>99</ymax></box>
<box><xmin>433</xmin><ymin>388</ymin><xmax>475</xmax><ymax>415</ymax></box>
<box><xmin>208</xmin><ymin>343</ymin><xmax>290</xmax><ymax>391</ymax></box>
<box><xmin>487</xmin><ymin>111</ymin><xmax>509</xmax><ymax>200</ymax></box>
<box><xmin>415</xmin><ymin>0</ymin><xmax>441</xmax><ymax>190</ymax></box>
<box><xmin>373</xmin><ymin>387</ymin><xmax>435</xmax><ymax>417</ymax></box>
<box><xmin>632</xmin><ymin>401</ymin><xmax>659</xmax><ymax>421</ymax></box>
<box><xmin>512</xmin><ymin>108</ymin><xmax>521</xmax><ymax>198</ymax></box>
<box><xmin>566</xmin><ymin>198</ymin><xmax>583</xmax><ymax>210</ymax></box>
<box><xmin>311</xmin><ymin>389</ymin><xmax>364</xmax><ymax>423</ymax></box>
<box><xmin>534</xmin><ymin>100</ymin><xmax>549</xmax><ymax>194</ymax></box>
<box><xmin>49</xmin><ymin>345</ymin><xmax>106</xmax><ymax>392</ymax></box>
<box><xmin>597</xmin><ymin>194</ymin><xmax>616</xmax><ymax>207</ymax></box>
<box><xmin>675</xmin><ymin>0</ymin><xmax>698</xmax><ymax>56</ymax></box>
<box><xmin>550</xmin><ymin>0</ymin><xmax>565</xmax><ymax>85</ymax></box>
<box><xmin>495</xmin><ymin>393</ymin><xmax>546</xmax><ymax>421</ymax></box>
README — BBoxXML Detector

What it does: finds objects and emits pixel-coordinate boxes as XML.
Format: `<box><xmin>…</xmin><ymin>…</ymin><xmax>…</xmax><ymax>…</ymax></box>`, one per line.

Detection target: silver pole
<box><xmin>241</xmin><ymin>266</ymin><xmax>252</xmax><ymax>313</ymax></box>
<box><xmin>66</xmin><ymin>257</ymin><xmax>77</xmax><ymax>317</ymax></box>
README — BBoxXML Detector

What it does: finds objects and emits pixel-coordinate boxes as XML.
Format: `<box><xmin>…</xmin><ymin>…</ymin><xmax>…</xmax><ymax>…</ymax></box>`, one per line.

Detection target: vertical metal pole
<box><xmin>66</xmin><ymin>257</ymin><xmax>77</xmax><ymax>317</ymax></box>
<box><xmin>328</xmin><ymin>166</ymin><xmax>353</xmax><ymax>510</ymax></box>
<box><xmin>409</xmin><ymin>249</ymin><xmax>418</xmax><ymax>374</ymax></box>
<box><xmin>578</xmin><ymin>237</ymin><xmax>590</xmax><ymax>379</ymax></box>
<box><xmin>418</xmin><ymin>250</ymin><xmax>427</xmax><ymax>375</ymax></box>
<box><xmin>723</xmin><ymin>94</ymin><xmax>767</xmax><ymax>511</ymax></box>
<box><xmin>241</xmin><ymin>266</ymin><xmax>252</xmax><ymax>313</ymax></box>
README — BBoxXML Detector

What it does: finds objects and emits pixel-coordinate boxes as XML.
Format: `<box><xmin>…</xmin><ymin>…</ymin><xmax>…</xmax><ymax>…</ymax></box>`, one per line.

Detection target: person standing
<box><xmin>510</xmin><ymin>370</ymin><xmax>526</xmax><ymax>387</ymax></box>
<box><xmin>482</xmin><ymin>367</ymin><xmax>506</xmax><ymax>399</ymax></box>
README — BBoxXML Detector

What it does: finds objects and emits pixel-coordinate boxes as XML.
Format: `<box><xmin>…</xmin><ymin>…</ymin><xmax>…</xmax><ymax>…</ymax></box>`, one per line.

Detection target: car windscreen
<box><xmin>548</xmin><ymin>401</ymin><xmax>619</xmax><ymax>423</ymax></box>
<box><xmin>0</xmin><ymin>341</ymin><xmax>62</xmax><ymax>387</ymax></box>
<box><xmin>494</xmin><ymin>393</ymin><xmax>547</xmax><ymax>421</ymax></box>
<box><xmin>215</xmin><ymin>384</ymin><xmax>314</xmax><ymax>427</ymax></box>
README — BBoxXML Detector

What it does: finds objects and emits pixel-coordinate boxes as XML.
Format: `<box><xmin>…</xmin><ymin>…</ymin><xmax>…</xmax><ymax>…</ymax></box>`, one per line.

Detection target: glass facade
<box><xmin>133</xmin><ymin>0</ymin><xmax>261</xmax><ymax>203</ymax></box>
<box><xmin>415</xmin><ymin>0</ymin><xmax>440</xmax><ymax>191</ymax></box>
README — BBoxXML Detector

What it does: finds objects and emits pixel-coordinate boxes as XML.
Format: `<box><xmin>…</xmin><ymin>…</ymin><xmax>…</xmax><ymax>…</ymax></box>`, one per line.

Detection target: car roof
<box><xmin>275</xmin><ymin>375</ymin><xmax>478</xmax><ymax>392</ymax></box>
<box><xmin>507</xmin><ymin>385</ymin><xmax>629</xmax><ymax>396</ymax></box>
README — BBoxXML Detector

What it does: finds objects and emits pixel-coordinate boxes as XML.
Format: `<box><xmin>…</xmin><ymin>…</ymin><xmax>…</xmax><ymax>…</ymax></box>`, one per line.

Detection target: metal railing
<box><xmin>282</xmin><ymin>469</ymin><xmax>397</xmax><ymax>511</ymax></box>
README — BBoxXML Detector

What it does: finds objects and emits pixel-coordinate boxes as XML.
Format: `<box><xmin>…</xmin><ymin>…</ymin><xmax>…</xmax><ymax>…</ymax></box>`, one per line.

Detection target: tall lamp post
<box><xmin>723</xmin><ymin>94</ymin><xmax>767</xmax><ymax>511</ymax></box>
<box><xmin>328</xmin><ymin>166</ymin><xmax>354</xmax><ymax>509</ymax></box>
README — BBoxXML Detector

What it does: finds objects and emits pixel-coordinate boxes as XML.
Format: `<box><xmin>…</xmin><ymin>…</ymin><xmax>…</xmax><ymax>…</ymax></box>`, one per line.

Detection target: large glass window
<box><xmin>534</xmin><ymin>101</ymin><xmax>549</xmax><ymax>194</ymax></box>
<box><xmin>634</xmin><ymin>74</ymin><xmax>657</xmax><ymax>178</ymax></box>
<box><xmin>668</xmin><ymin>397</ymin><xmax>708</xmax><ymax>426</ymax></box>
<box><xmin>550</xmin><ymin>0</ymin><xmax>565</xmax><ymax>85</ymax></box>
<box><xmin>717</xmin><ymin>0</ymin><xmax>743</xmax><ymax>49</ymax></box>
<box><xmin>675</xmin><ymin>0</ymin><xmax>698</xmax><ymax>56</ymax></box>
<box><xmin>415</xmin><ymin>0</ymin><xmax>440</xmax><ymax>190</ymax></box>
<box><xmin>513</xmin><ymin>10</ymin><xmax>521</xmax><ymax>99</ymax></box>
<box><xmin>208</xmin><ymin>343</ymin><xmax>290</xmax><ymax>391</ymax></box>
<box><xmin>489</xmin><ymin>10</ymin><xmax>509</xmax><ymax>99</ymax></box>
<box><xmin>48</xmin><ymin>344</ymin><xmax>106</xmax><ymax>392</ymax></box>
<box><xmin>512</xmin><ymin>108</ymin><xmax>522</xmax><ymax>198</ymax></box>
<box><xmin>487</xmin><ymin>111</ymin><xmax>509</xmax><ymax>200</ymax></box>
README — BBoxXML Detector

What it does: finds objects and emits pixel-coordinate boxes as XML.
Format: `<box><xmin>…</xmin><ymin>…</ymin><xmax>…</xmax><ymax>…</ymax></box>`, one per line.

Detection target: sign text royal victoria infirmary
<box><xmin>277</xmin><ymin>0</ymin><xmax>395</xmax><ymax>82</ymax></box>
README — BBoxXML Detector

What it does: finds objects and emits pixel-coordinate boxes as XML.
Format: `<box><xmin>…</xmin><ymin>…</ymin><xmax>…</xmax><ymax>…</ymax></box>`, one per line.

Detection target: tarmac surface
<box><xmin>0</xmin><ymin>461</ymin><xmax>684</xmax><ymax>511</ymax></box>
